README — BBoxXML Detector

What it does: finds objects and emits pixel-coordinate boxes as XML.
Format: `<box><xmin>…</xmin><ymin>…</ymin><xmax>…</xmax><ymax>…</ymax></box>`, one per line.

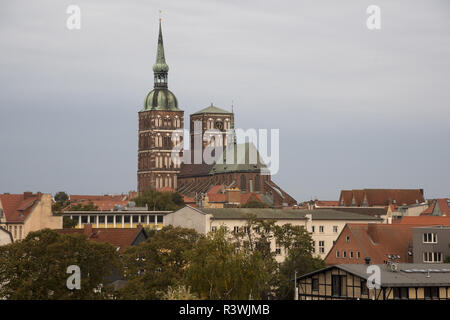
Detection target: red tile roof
<box><xmin>69</xmin><ymin>194</ymin><xmax>127</xmax><ymax>202</ymax></box>
<box><xmin>0</xmin><ymin>193</ymin><xmax>42</xmax><ymax>222</ymax></box>
<box><xmin>240</xmin><ymin>193</ymin><xmax>262</xmax><ymax>205</ymax></box>
<box><xmin>338</xmin><ymin>189</ymin><xmax>425</xmax><ymax>207</ymax></box>
<box><xmin>325</xmin><ymin>223</ymin><xmax>415</xmax><ymax>265</ymax></box>
<box><xmin>56</xmin><ymin>225</ymin><xmax>146</xmax><ymax>252</ymax></box>
<box><xmin>393</xmin><ymin>216</ymin><xmax>450</xmax><ymax>226</ymax></box>
<box><xmin>420</xmin><ymin>202</ymin><xmax>435</xmax><ymax>216</ymax></box>
<box><xmin>436</xmin><ymin>199</ymin><xmax>450</xmax><ymax>216</ymax></box>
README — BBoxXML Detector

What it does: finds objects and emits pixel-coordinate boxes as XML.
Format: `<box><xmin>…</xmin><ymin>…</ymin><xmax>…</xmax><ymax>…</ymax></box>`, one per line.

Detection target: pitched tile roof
<box><xmin>436</xmin><ymin>198</ymin><xmax>450</xmax><ymax>216</ymax></box>
<box><xmin>325</xmin><ymin>223</ymin><xmax>415</xmax><ymax>265</ymax></box>
<box><xmin>314</xmin><ymin>200</ymin><xmax>339</xmax><ymax>207</ymax></box>
<box><xmin>0</xmin><ymin>193</ymin><xmax>42</xmax><ymax>222</ymax></box>
<box><xmin>56</xmin><ymin>225</ymin><xmax>146</xmax><ymax>252</ymax></box>
<box><xmin>338</xmin><ymin>189</ymin><xmax>425</xmax><ymax>207</ymax></box>
<box><xmin>394</xmin><ymin>216</ymin><xmax>450</xmax><ymax>226</ymax></box>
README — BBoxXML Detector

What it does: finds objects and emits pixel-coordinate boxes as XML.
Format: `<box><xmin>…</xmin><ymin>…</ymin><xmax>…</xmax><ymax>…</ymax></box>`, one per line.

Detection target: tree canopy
<box><xmin>133</xmin><ymin>189</ymin><xmax>185</xmax><ymax>211</ymax></box>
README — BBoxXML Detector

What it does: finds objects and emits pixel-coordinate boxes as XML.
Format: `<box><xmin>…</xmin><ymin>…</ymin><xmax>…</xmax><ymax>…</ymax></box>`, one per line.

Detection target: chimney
<box><xmin>83</xmin><ymin>224</ymin><xmax>93</xmax><ymax>236</ymax></box>
<box><xmin>23</xmin><ymin>191</ymin><xmax>33</xmax><ymax>199</ymax></box>
<box><xmin>365</xmin><ymin>257</ymin><xmax>371</xmax><ymax>265</ymax></box>
<box><xmin>226</xmin><ymin>188</ymin><xmax>241</xmax><ymax>204</ymax></box>
<box><xmin>367</xmin><ymin>223</ymin><xmax>379</xmax><ymax>243</ymax></box>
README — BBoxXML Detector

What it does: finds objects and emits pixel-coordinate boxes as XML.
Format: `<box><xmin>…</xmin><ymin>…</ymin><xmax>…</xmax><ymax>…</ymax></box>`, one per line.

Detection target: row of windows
<box><xmin>423</xmin><ymin>252</ymin><xmax>443</xmax><ymax>263</ymax></box>
<box><xmin>311</xmin><ymin>225</ymin><xmax>339</xmax><ymax>233</ymax></box>
<box><xmin>140</xmin><ymin>116</ymin><xmax>182</xmax><ymax>129</ymax></box>
<box><xmin>423</xmin><ymin>232</ymin><xmax>437</xmax><ymax>243</ymax></box>
<box><xmin>7</xmin><ymin>225</ymin><xmax>23</xmax><ymax>240</ymax></box>
<box><xmin>336</xmin><ymin>250</ymin><xmax>361</xmax><ymax>259</ymax></box>
<box><xmin>313</xmin><ymin>241</ymin><xmax>326</xmax><ymax>254</ymax></box>
<box><xmin>206</xmin><ymin>118</ymin><xmax>231</xmax><ymax>130</ymax></box>
<box><xmin>71</xmin><ymin>215</ymin><xmax>164</xmax><ymax>224</ymax></box>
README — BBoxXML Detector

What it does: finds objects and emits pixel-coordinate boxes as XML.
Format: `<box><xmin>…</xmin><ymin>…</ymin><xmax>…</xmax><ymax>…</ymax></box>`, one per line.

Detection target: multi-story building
<box><xmin>325</xmin><ymin>223</ymin><xmax>415</xmax><ymax>265</ymax></box>
<box><xmin>62</xmin><ymin>207</ymin><xmax>169</xmax><ymax>230</ymax></box>
<box><xmin>413</xmin><ymin>225</ymin><xmax>450</xmax><ymax>264</ymax></box>
<box><xmin>137</xmin><ymin>21</ymin><xmax>184</xmax><ymax>192</ymax></box>
<box><xmin>0</xmin><ymin>226</ymin><xmax>13</xmax><ymax>245</ymax></box>
<box><xmin>164</xmin><ymin>206</ymin><xmax>382</xmax><ymax>262</ymax></box>
<box><xmin>0</xmin><ymin>192</ymin><xmax>62</xmax><ymax>242</ymax></box>
<box><xmin>296</xmin><ymin>263</ymin><xmax>450</xmax><ymax>300</ymax></box>
<box><xmin>136</xmin><ymin>22</ymin><xmax>296</xmax><ymax>208</ymax></box>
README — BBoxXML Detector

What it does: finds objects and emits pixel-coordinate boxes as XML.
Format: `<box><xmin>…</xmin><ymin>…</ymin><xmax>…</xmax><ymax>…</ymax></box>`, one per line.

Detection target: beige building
<box><xmin>164</xmin><ymin>206</ymin><xmax>382</xmax><ymax>262</ymax></box>
<box><xmin>305</xmin><ymin>211</ymin><xmax>382</xmax><ymax>259</ymax></box>
<box><xmin>0</xmin><ymin>192</ymin><xmax>62</xmax><ymax>242</ymax></box>
<box><xmin>0</xmin><ymin>226</ymin><xmax>13</xmax><ymax>245</ymax></box>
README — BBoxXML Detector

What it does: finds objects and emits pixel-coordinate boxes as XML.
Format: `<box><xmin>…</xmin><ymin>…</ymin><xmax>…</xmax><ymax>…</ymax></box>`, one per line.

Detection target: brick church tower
<box><xmin>137</xmin><ymin>21</ymin><xmax>184</xmax><ymax>193</ymax></box>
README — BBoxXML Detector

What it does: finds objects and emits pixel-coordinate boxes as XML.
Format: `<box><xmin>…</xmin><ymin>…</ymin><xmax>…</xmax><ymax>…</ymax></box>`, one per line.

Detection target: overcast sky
<box><xmin>1</xmin><ymin>0</ymin><xmax>449</xmax><ymax>201</ymax></box>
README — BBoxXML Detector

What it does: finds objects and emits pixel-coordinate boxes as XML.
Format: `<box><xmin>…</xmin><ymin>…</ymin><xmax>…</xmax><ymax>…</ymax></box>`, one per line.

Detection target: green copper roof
<box><xmin>210</xmin><ymin>142</ymin><xmax>270</xmax><ymax>174</ymax></box>
<box><xmin>193</xmin><ymin>103</ymin><xmax>232</xmax><ymax>115</ymax></box>
<box><xmin>141</xmin><ymin>21</ymin><xmax>181</xmax><ymax>112</ymax></box>
<box><xmin>152</xmin><ymin>21</ymin><xmax>169</xmax><ymax>73</ymax></box>
<box><xmin>142</xmin><ymin>88</ymin><xmax>179</xmax><ymax>111</ymax></box>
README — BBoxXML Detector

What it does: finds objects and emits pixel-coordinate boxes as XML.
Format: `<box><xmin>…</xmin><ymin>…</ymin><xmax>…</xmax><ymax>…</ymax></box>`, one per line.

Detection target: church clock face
<box><xmin>215</xmin><ymin>120</ymin><xmax>224</xmax><ymax>130</ymax></box>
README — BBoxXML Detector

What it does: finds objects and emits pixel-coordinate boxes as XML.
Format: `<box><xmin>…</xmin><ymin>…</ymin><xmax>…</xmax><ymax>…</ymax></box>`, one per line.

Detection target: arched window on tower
<box><xmin>240</xmin><ymin>175</ymin><xmax>246</xmax><ymax>191</ymax></box>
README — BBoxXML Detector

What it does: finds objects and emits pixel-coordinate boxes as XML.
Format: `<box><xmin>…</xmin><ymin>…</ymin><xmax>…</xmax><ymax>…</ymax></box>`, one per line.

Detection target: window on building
<box><xmin>423</xmin><ymin>233</ymin><xmax>437</xmax><ymax>243</ymax></box>
<box><xmin>357</xmin><ymin>251</ymin><xmax>361</xmax><ymax>259</ymax></box>
<box><xmin>312</xmin><ymin>241</ymin><xmax>316</xmax><ymax>253</ymax></box>
<box><xmin>99</xmin><ymin>216</ymin><xmax>105</xmax><ymax>224</ymax></box>
<box><xmin>19</xmin><ymin>226</ymin><xmax>22</xmax><ymax>240</ymax></box>
<box><xmin>116</xmin><ymin>215</ymin><xmax>122</xmax><ymax>223</ymax></box>
<box><xmin>318</xmin><ymin>241</ymin><xmax>325</xmax><ymax>254</ymax></box>
<box><xmin>107</xmin><ymin>216</ymin><xmax>114</xmax><ymax>224</ymax></box>
<box><xmin>275</xmin><ymin>248</ymin><xmax>281</xmax><ymax>255</ymax></box>
<box><xmin>424</xmin><ymin>287</ymin><xmax>439</xmax><ymax>300</ymax></box>
<box><xmin>243</xmin><ymin>226</ymin><xmax>249</xmax><ymax>233</ymax></box>
<box><xmin>124</xmin><ymin>216</ymin><xmax>130</xmax><ymax>223</ymax></box>
<box><xmin>423</xmin><ymin>252</ymin><xmax>443</xmax><ymax>263</ymax></box>
<box><xmin>233</xmin><ymin>226</ymin><xmax>239</xmax><ymax>234</ymax></box>
<box><xmin>132</xmin><ymin>215</ymin><xmax>139</xmax><ymax>223</ymax></box>
<box><xmin>14</xmin><ymin>226</ymin><xmax>17</xmax><ymax>238</ymax></box>
<box><xmin>149</xmin><ymin>215</ymin><xmax>155</xmax><ymax>223</ymax></box>
<box><xmin>319</xmin><ymin>226</ymin><xmax>324</xmax><ymax>233</ymax></box>
<box><xmin>360</xmin><ymin>280</ymin><xmax>369</xmax><ymax>295</ymax></box>
<box><xmin>211</xmin><ymin>226</ymin><xmax>217</xmax><ymax>232</ymax></box>
<box><xmin>157</xmin><ymin>215</ymin><xmax>163</xmax><ymax>223</ymax></box>
<box><xmin>72</xmin><ymin>215</ymin><xmax>79</xmax><ymax>224</ymax></box>
<box><xmin>336</xmin><ymin>251</ymin><xmax>340</xmax><ymax>258</ymax></box>
<box><xmin>312</xmin><ymin>226</ymin><xmax>315</xmax><ymax>233</ymax></box>
<box><xmin>350</xmin><ymin>251</ymin><xmax>354</xmax><ymax>258</ymax></box>
<box><xmin>333</xmin><ymin>226</ymin><xmax>338</xmax><ymax>233</ymax></box>
<box><xmin>81</xmin><ymin>216</ymin><xmax>88</xmax><ymax>224</ymax></box>
<box><xmin>90</xmin><ymin>216</ymin><xmax>97</xmax><ymax>224</ymax></box>
<box><xmin>346</xmin><ymin>236</ymin><xmax>350</xmax><ymax>243</ymax></box>
<box><xmin>331</xmin><ymin>275</ymin><xmax>346</xmax><ymax>297</ymax></box>
<box><xmin>393</xmin><ymin>288</ymin><xmax>409</xmax><ymax>300</ymax></box>
<box><xmin>240</xmin><ymin>175</ymin><xmax>246</xmax><ymax>191</ymax></box>
<box><xmin>343</xmin><ymin>251</ymin><xmax>347</xmax><ymax>258</ymax></box>
<box><xmin>312</xmin><ymin>278</ymin><xmax>319</xmax><ymax>292</ymax></box>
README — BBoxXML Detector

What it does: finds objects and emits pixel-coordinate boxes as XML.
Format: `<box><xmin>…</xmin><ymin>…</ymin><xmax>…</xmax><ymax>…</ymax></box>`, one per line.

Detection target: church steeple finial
<box><xmin>153</xmin><ymin>18</ymin><xmax>169</xmax><ymax>88</ymax></box>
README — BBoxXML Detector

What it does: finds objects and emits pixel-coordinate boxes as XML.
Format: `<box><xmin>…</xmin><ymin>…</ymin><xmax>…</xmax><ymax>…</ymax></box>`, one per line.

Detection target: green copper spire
<box><xmin>142</xmin><ymin>20</ymin><xmax>180</xmax><ymax>111</ymax></box>
<box><xmin>152</xmin><ymin>20</ymin><xmax>169</xmax><ymax>88</ymax></box>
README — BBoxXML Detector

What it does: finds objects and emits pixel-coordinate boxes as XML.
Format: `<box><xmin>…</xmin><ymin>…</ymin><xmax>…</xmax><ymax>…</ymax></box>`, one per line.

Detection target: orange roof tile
<box><xmin>56</xmin><ymin>226</ymin><xmax>146</xmax><ymax>252</ymax></box>
<box><xmin>0</xmin><ymin>193</ymin><xmax>41</xmax><ymax>222</ymax></box>
<box><xmin>394</xmin><ymin>216</ymin><xmax>450</xmax><ymax>226</ymax></box>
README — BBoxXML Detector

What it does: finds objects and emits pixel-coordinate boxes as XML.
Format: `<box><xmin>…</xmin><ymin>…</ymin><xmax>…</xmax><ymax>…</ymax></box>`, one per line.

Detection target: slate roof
<box><xmin>297</xmin><ymin>263</ymin><xmax>450</xmax><ymax>287</ymax></box>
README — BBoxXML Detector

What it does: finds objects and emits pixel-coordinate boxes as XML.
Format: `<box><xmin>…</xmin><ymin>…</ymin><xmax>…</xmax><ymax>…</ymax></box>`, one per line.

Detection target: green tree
<box><xmin>0</xmin><ymin>229</ymin><xmax>121</xmax><ymax>300</ymax></box>
<box><xmin>118</xmin><ymin>226</ymin><xmax>201</xmax><ymax>299</ymax></box>
<box><xmin>184</xmin><ymin>228</ymin><xmax>273</xmax><ymax>300</ymax></box>
<box><xmin>68</xmin><ymin>200</ymin><xmax>99</xmax><ymax>211</ymax></box>
<box><xmin>133</xmin><ymin>189</ymin><xmax>184</xmax><ymax>211</ymax></box>
<box><xmin>63</xmin><ymin>216</ymin><xmax>78</xmax><ymax>229</ymax></box>
<box><xmin>54</xmin><ymin>191</ymin><xmax>69</xmax><ymax>203</ymax></box>
<box><xmin>240</xmin><ymin>200</ymin><xmax>270</xmax><ymax>208</ymax></box>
